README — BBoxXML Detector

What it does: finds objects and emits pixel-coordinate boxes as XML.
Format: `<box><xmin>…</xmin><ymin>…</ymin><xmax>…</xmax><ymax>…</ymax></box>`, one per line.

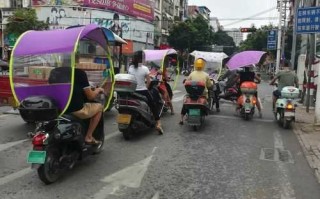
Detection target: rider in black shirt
<box><xmin>51</xmin><ymin>55</ymin><xmax>104</xmax><ymax>145</ymax></box>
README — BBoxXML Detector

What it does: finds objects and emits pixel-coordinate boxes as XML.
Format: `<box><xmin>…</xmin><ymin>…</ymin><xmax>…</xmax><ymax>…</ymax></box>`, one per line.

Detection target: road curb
<box><xmin>293</xmin><ymin>123</ymin><xmax>320</xmax><ymax>183</ymax></box>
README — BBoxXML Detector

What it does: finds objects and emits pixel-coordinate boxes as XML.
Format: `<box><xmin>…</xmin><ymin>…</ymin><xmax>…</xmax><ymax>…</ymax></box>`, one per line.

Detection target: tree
<box><xmin>168</xmin><ymin>16</ymin><xmax>214</xmax><ymax>52</ymax></box>
<box><xmin>5</xmin><ymin>8</ymin><xmax>48</xmax><ymax>36</ymax></box>
<box><xmin>212</xmin><ymin>30</ymin><xmax>236</xmax><ymax>55</ymax></box>
<box><xmin>168</xmin><ymin>16</ymin><xmax>236</xmax><ymax>55</ymax></box>
<box><xmin>239</xmin><ymin>25</ymin><xmax>296</xmax><ymax>62</ymax></box>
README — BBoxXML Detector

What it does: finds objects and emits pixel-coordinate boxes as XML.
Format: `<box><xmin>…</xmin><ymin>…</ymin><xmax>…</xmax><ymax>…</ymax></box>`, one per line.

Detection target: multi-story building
<box><xmin>153</xmin><ymin>0</ymin><xmax>187</xmax><ymax>49</ymax></box>
<box><xmin>210</xmin><ymin>17</ymin><xmax>221</xmax><ymax>32</ymax></box>
<box><xmin>187</xmin><ymin>5</ymin><xmax>199</xmax><ymax>19</ymax></box>
<box><xmin>0</xmin><ymin>0</ymin><xmax>31</xmax><ymax>60</ymax></box>
<box><xmin>197</xmin><ymin>6</ymin><xmax>210</xmax><ymax>21</ymax></box>
<box><xmin>226</xmin><ymin>29</ymin><xmax>243</xmax><ymax>46</ymax></box>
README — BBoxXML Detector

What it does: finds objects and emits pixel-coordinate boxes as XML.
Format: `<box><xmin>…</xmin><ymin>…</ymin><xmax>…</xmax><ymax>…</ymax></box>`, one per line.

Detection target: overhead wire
<box><xmin>222</xmin><ymin>6</ymin><xmax>277</xmax><ymax>27</ymax></box>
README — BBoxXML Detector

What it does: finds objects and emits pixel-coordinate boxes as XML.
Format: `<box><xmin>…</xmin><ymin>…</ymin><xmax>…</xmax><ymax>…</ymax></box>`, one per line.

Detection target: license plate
<box><xmin>117</xmin><ymin>114</ymin><xmax>132</xmax><ymax>124</ymax></box>
<box><xmin>189</xmin><ymin>109</ymin><xmax>200</xmax><ymax>116</ymax></box>
<box><xmin>27</xmin><ymin>150</ymin><xmax>46</xmax><ymax>164</ymax></box>
<box><xmin>284</xmin><ymin>111</ymin><xmax>295</xmax><ymax>117</ymax></box>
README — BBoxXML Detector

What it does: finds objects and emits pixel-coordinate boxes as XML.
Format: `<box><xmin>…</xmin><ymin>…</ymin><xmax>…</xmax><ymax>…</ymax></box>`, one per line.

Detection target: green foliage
<box><xmin>212</xmin><ymin>30</ymin><xmax>236</xmax><ymax>55</ymax></box>
<box><xmin>5</xmin><ymin>8</ymin><xmax>48</xmax><ymax>36</ymax></box>
<box><xmin>239</xmin><ymin>25</ymin><xmax>270</xmax><ymax>51</ymax></box>
<box><xmin>239</xmin><ymin>24</ymin><xmax>294</xmax><ymax>60</ymax></box>
<box><xmin>168</xmin><ymin>16</ymin><xmax>215</xmax><ymax>52</ymax></box>
<box><xmin>168</xmin><ymin>16</ymin><xmax>236</xmax><ymax>55</ymax></box>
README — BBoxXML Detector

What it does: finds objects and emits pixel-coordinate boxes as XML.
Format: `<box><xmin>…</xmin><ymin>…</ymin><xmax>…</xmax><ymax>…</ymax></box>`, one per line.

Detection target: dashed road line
<box><xmin>0</xmin><ymin>168</ymin><xmax>32</xmax><ymax>187</ymax></box>
<box><xmin>0</xmin><ymin>139</ymin><xmax>29</xmax><ymax>152</ymax></box>
<box><xmin>0</xmin><ymin>130</ymin><xmax>121</xmax><ymax>187</ymax></box>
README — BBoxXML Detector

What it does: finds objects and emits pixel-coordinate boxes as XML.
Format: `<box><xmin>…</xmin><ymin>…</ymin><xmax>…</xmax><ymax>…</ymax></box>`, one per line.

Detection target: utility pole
<box><xmin>290</xmin><ymin>0</ymin><xmax>301</xmax><ymax>69</ymax></box>
<box><xmin>276</xmin><ymin>0</ymin><xmax>284</xmax><ymax>73</ymax></box>
<box><xmin>280</xmin><ymin>1</ymin><xmax>288</xmax><ymax>63</ymax></box>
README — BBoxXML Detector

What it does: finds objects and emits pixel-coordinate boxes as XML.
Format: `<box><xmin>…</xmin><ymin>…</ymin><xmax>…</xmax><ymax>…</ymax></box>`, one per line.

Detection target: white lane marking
<box><xmin>172</xmin><ymin>95</ymin><xmax>185</xmax><ymax>102</ymax></box>
<box><xmin>93</xmin><ymin>147</ymin><xmax>158</xmax><ymax>198</ymax></box>
<box><xmin>151</xmin><ymin>191</ymin><xmax>160</xmax><ymax>199</ymax></box>
<box><xmin>258</xmin><ymin>97</ymin><xmax>264</xmax><ymax>110</ymax></box>
<box><xmin>0</xmin><ymin>168</ymin><xmax>32</xmax><ymax>187</ymax></box>
<box><xmin>172</xmin><ymin>90</ymin><xmax>182</xmax><ymax>94</ymax></box>
<box><xmin>0</xmin><ymin>130</ymin><xmax>120</xmax><ymax>187</ymax></box>
<box><xmin>0</xmin><ymin>139</ymin><xmax>29</xmax><ymax>152</ymax></box>
<box><xmin>0</xmin><ymin>130</ymin><xmax>119</xmax><ymax>153</ymax></box>
<box><xmin>104</xmin><ymin>131</ymin><xmax>120</xmax><ymax>140</ymax></box>
<box><xmin>273</xmin><ymin>130</ymin><xmax>296</xmax><ymax>199</ymax></box>
<box><xmin>208</xmin><ymin>114</ymin><xmax>274</xmax><ymax>123</ymax></box>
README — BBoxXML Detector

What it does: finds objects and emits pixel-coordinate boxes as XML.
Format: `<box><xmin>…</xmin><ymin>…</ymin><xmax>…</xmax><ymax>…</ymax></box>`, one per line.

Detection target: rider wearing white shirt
<box><xmin>128</xmin><ymin>51</ymin><xmax>163</xmax><ymax>134</ymax></box>
<box><xmin>128</xmin><ymin>63</ymin><xmax>149</xmax><ymax>90</ymax></box>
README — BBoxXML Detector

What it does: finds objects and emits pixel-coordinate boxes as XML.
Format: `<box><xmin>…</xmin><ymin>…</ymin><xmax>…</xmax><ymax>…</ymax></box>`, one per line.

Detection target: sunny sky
<box><xmin>188</xmin><ymin>0</ymin><xmax>280</xmax><ymax>30</ymax></box>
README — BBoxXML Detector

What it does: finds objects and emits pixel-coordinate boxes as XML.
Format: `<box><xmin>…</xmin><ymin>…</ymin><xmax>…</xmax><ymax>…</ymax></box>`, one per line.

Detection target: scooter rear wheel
<box><xmin>122</xmin><ymin>127</ymin><xmax>134</xmax><ymax>140</ymax></box>
<box><xmin>37</xmin><ymin>148</ymin><xmax>61</xmax><ymax>184</ymax></box>
<box><xmin>193</xmin><ymin>125</ymin><xmax>198</xmax><ymax>131</ymax></box>
<box><xmin>283</xmin><ymin>119</ymin><xmax>292</xmax><ymax>129</ymax></box>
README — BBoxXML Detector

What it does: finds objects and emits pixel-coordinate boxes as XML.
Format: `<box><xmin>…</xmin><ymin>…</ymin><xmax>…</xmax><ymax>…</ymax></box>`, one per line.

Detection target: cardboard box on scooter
<box><xmin>28</xmin><ymin>66</ymin><xmax>53</xmax><ymax>80</ymax></box>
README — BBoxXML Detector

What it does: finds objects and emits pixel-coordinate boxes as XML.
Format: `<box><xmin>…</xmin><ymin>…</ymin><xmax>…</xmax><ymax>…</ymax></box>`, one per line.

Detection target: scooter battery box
<box><xmin>184</xmin><ymin>80</ymin><xmax>205</xmax><ymax>97</ymax></box>
<box><xmin>114</xmin><ymin>74</ymin><xmax>137</xmax><ymax>93</ymax></box>
<box><xmin>281</xmin><ymin>86</ymin><xmax>299</xmax><ymax>99</ymax></box>
<box><xmin>240</xmin><ymin>81</ymin><xmax>257</xmax><ymax>94</ymax></box>
<box><xmin>19</xmin><ymin>96</ymin><xmax>59</xmax><ymax>121</ymax></box>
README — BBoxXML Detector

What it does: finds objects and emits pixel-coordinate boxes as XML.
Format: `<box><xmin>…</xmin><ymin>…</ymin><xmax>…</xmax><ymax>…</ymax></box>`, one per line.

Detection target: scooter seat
<box><xmin>61</xmin><ymin>114</ymin><xmax>82</xmax><ymax>122</ymax></box>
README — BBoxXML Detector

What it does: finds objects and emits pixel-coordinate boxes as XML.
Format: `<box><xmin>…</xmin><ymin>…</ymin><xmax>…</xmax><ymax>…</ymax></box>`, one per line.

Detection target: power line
<box><xmin>222</xmin><ymin>6</ymin><xmax>277</xmax><ymax>27</ymax></box>
<box><xmin>219</xmin><ymin>17</ymin><xmax>278</xmax><ymax>21</ymax></box>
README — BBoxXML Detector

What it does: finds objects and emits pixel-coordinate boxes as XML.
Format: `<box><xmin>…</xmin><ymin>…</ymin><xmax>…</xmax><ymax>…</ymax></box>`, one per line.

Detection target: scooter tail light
<box><xmin>252</xmin><ymin>98</ymin><xmax>257</xmax><ymax>104</ymax></box>
<box><xmin>286</xmin><ymin>103</ymin><xmax>294</xmax><ymax>109</ymax></box>
<box><xmin>32</xmin><ymin>132</ymin><xmax>48</xmax><ymax>146</ymax></box>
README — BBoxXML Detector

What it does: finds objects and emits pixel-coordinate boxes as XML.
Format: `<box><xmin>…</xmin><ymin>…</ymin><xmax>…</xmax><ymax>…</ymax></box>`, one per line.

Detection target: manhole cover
<box><xmin>260</xmin><ymin>148</ymin><xmax>293</xmax><ymax>163</ymax></box>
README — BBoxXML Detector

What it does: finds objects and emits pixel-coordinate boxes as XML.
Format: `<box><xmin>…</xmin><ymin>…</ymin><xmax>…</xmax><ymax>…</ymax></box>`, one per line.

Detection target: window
<box><xmin>10</xmin><ymin>0</ymin><xmax>22</xmax><ymax>8</ymax></box>
<box><xmin>154</xmin><ymin>16</ymin><xmax>161</xmax><ymax>30</ymax></box>
<box><xmin>155</xmin><ymin>0</ymin><xmax>160</xmax><ymax>9</ymax></box>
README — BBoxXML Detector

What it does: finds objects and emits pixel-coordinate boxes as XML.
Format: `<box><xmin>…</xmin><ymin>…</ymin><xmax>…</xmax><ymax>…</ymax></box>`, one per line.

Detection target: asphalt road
<box><xmin>0</xmin><ymin>79</ymin><xmax>320</xmax><ymax>199</ymax></box>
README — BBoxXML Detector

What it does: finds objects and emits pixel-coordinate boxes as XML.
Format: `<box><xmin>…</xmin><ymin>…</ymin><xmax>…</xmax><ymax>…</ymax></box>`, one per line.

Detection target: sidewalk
<box><xmin>0</xmin><ymin>106</ymin><xmax>19</xmax><ymax>115</ymax></box>
<box><xmin>293</xmin><ymin>105</ymin><xmax>320</xmax><ymax>183</ymax></box>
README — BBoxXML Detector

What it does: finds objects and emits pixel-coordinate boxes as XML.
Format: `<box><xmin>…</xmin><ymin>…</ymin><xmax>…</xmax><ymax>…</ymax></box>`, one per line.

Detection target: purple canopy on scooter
<box><xmin>13</xmin><ymin>24</ymin><xmax>108</xmax><ymax>56</ymax></box>
<box><xmin>10</xmin><ymin>24</ymin><xmax>112</xmax><ymax>114</ymax></box>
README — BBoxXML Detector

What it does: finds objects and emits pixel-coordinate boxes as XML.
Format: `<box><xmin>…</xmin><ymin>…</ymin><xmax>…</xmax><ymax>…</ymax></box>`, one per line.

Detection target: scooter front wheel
<box><xmin>37</xmin><ymin>148</ymin><xmax>61</xmax><ymax>184</ymax></box>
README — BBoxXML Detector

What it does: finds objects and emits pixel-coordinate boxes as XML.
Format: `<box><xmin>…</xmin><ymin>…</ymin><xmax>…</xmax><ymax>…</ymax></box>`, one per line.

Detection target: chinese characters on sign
<box><xmin>296</xmin><ymin>7</ymin><xmax>320</xmax><ymax>33</ymax></box>
<box><xmin>267</xmin><ymin>30</ymin><xmax>277</xmax><ymax>50</ymax></box>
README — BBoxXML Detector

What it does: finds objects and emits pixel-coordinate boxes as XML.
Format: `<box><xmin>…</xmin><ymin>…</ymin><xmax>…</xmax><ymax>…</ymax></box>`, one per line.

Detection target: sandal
<box><xmin>156</xmin><ymin>126</ymin><xmax>164</xmax><ymax>135</ymax></box>
<box><xmin>85</xmin><ymin>138</ymin><xmax>102</xmax><ymax>145</ymax></box>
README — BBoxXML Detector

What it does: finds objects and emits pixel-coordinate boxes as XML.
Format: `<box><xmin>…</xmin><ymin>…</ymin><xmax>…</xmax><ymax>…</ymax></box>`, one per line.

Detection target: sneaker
<box><xmin>179</xmin><ymin>121</ymin><xmax>184</xmax><ymax>125</ymax></box>
<box><xmin>216</xmin><ymin>108</ymin><xmax>220</xmax><ymax>112</ymax></box>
